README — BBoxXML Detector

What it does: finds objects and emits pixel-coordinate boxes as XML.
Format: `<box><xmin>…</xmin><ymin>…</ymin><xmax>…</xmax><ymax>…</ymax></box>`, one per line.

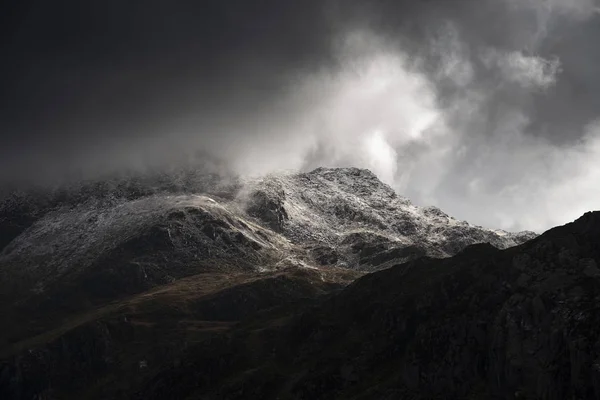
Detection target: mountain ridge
<box><xmin>0</xmin><ymin>166</ymin><xmax>556</xmax><ymax>400</ymax></box>
<box><xmin>241</xmin><ymin>167</ymin><xmax>536</xmax><ymax>269</ymax></box>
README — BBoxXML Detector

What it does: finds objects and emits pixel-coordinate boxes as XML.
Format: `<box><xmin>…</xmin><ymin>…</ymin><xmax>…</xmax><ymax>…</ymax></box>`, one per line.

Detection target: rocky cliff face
<box><xmin>241</xmin><ymin>167</ymin><xmax>536</xmax><ymax>271</ymax></box>
<box><xmin>0</xmin><ymin>167</ymin><xmax>552</xmax><ymax>399</ymax></box>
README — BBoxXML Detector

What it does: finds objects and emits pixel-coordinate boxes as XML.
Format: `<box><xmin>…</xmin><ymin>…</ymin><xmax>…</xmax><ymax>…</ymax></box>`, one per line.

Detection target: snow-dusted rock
<box><xmin>240</xmin><ymin>167</ymin><xmax>537</xmax><ymax>270</ymax></box>
<box><xmin>0</xmin><ymin>166</ymin><xmax>537</xmax><ymax>310</ymax></box>
<box><xmin>0</xmin><ymin>194</ymin><xmax>287</xmax><ymax>309</ymax></box>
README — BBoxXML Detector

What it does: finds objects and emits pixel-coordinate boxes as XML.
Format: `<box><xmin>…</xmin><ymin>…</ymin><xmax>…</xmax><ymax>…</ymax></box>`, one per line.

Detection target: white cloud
<box><xmin>220</xmin><ymin>27</ymin><xmax>599</xmax><ymax>233</ymax></box>
<box><xmin>482</xmin><ymin>49</ymin><xmax>561</xmax><ymax>89</ymax></box>
<box><xmin>432</xmin><ymin>23</ymin><xmax>475</xmax><ymax>87</ymax></box>
<box><xmin>360</xmin><ymin>130</ymin><xmax>398</xmax><ymax>185</ymax></box>
<box><xmin>226</xmin><ymin>30</ymin><xmax>445</xmax><ymax>182</ymax></box>
<box><xmin>450</xmin><ymin>119</ymin><xmax>600</xmax><ymax>232</ymax></box>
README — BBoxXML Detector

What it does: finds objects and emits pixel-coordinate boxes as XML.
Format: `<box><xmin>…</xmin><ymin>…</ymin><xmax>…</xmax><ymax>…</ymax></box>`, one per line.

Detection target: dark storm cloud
<box><xmin>1</xmin><ymin>0</ymin><xmax>599</xmax><ymax>231</ymax></box>
<box><xmin>0</xmin><ymin>0</ymin><xmax>337</xmax><ymax>180</ymax></box>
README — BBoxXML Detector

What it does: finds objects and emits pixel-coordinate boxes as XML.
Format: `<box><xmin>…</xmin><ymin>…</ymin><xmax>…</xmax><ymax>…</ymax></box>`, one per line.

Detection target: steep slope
<box><xmin>242</xmin><ymin>167</ymin><xmax>536</xmax><ymax>271</ymax></box>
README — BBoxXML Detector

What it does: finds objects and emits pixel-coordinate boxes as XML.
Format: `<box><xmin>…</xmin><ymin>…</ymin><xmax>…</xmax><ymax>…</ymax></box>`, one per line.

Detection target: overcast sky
<box><xmin>2</xmin><ymin>0</ymin><xmax>600</xmax><ymax>232</ymax></box>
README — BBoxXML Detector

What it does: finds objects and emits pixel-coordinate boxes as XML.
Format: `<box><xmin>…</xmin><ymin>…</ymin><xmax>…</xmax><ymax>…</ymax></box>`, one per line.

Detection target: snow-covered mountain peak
<box><xmin>241</xmin><ymin>167</ymin><xmax>537</xmax><ymax>270</ymax></box>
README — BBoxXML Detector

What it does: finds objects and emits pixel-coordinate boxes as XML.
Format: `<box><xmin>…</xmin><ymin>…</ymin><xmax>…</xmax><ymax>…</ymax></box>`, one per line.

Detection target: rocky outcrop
<box><xmin>241</xmin><ymin>167</ymin><xmax>536</xmax><ymax>271</ymax></box>
<box><xmin>245</xmin><ymin>187</ymin><xmax>288</xmax><ymax>232</ymax></box>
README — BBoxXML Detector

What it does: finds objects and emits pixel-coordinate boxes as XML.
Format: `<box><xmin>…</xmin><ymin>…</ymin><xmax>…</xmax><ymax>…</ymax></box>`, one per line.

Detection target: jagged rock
<box><xmin>241</xmin><ymin>167</ymin><xmax>536</xmax><ymax>270</ymax></box>
<box><xmin>245</xmin><ymin>188</ymin><xmax>288</xmax><ymax>232</ymax></box>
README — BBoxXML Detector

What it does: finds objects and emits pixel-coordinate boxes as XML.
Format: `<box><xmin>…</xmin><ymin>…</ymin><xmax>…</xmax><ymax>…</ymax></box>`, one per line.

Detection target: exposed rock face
<box><xmin>241</xmin><ymin>167</ymin><xmax>536</xmax><ymax>270</ymax></box>
<box><xmin>0</xmin><ymin>166</ymin><xmax>549</xmax><ymax>400</ymax></box>
<box><xmin>245</xmin><ymin>188</ymin><xmax>289</xmax><ymax>232</ymax></box>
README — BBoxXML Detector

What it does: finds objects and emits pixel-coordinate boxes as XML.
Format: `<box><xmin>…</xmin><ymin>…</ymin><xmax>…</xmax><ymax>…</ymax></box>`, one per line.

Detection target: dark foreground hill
<box><xmin>133</xmin><ymin>211</ymin><xmax>600</xmax><ymax>400</ymax></box>
<box><xmin>1</xmin><ymin>210</ymin><xmax>599</xmax><ymax>399</ymax></box>
<box><xmin>2</xmin><ymin>167</ymin><xmax>581</xmax><ymax>399</ymax></box>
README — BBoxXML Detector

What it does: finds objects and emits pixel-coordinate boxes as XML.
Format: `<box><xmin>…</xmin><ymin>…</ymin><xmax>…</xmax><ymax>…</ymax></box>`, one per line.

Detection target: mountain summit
<box><xmin>242</xmin><ymin>167</ymin><xmax>536</xmax><ymax>270</ymax></box>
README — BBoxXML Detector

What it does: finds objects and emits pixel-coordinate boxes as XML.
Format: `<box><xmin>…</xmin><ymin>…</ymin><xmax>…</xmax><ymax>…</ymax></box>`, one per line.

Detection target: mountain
<box><xmin>242</xmin><ymin>167</ymin><xmax>536</xmax><ymax>270</ymax></box>
<box><xmin>0</xmin><ymin>167</ymin><xmax>549</xmax><ymax>399</ymax></box>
